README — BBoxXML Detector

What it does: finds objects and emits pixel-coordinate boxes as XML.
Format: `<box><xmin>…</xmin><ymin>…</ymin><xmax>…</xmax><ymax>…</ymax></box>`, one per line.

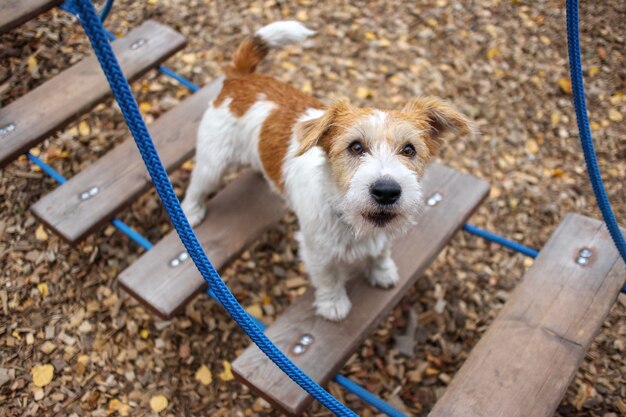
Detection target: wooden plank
<box><xmin>0</xmin><ymin>20</ymin><xmax>186</xmax><ymax>167</ymax></box>
<box><xmin>232</xmin><ymin>163</ymin><xmax>490</xmax><ymax>416</ymax></box>
<box><xmin>31</xmin><ymin>78</ymin><xmax>224</xmax><ymax>243</ymax></box>
<box><xmin>429</xmin><ymin>213</ymin><xmax>625</xmax><ymax>417</ymax></box>
<box><xmin>118</xmin><ymin>170</ymin><xmax>287</xmax><ymax>318</ymax></box>
<box><xmin>0</xmin><ymin>0</ymin><xmax>62</xmax><ymax>34</ymax></box>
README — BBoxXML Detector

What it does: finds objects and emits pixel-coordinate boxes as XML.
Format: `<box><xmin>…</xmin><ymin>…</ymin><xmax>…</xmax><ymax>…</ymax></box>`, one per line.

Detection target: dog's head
<box><xmin>296</xmin><ymin>97</ymin><xmax>472</xmax><ymax>237</ymax></box>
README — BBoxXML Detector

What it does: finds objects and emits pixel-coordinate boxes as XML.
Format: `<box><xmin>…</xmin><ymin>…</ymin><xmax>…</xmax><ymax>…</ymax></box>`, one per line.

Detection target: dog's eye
<box><xmin>348</xmin><ymin>141</ymin><xmax>365</xmax><ymax>155</ymax></box>
<box><xmin>401</xmin><ymin>144</ymin><xmax>416</xmax><ymax>158</ymax></box>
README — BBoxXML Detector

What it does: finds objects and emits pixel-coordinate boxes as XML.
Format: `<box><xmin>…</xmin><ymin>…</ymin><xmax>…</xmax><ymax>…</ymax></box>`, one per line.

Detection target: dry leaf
<box><xmin>486</xmin><ymin>47</ymin><xmax>500</xmax><ymax>60</ymax></box>
<box><xmin>149</xmin><ymin>395</ymin><xmax>168</xmax><ymax>413</ymax></box>
<box><xmin>218</xmin><ymin>360</ymin><xmax>234</xmax><ymax>381</ymax></box>
<box><xmin>356</xmin><ymin>86</ymin><xmax>373</xmax><ymax>99</ymax></box>
<box><xmin>78</xmin><ymin>120</ymin><xmax>90</xmax><ymax>136</ymax></box>
<box><xmin>195</xmin><ymin>365</ymin><xmax>213</xmax><ymax>385</ymax></box>
<box><xmin>181</xmin><ymin>160</ymin><xmax>195</xmax><ymax>171</ymax></box>
<box><xmin>245</xmin><ymin>304</ymin><xmax>263</xmax><ymax>319</ymax></box>
<box><xmin>558</xmin><ymin>78</ymin><xmax>572</xmax><ymax>95</ymax></box>
<box><xmin>139</xmin><ymin>102</ymin><xmax>152</xmax><ymax>113</ymax></box>
<box><xmin>27</xmin><ymin>55</ymin><xmax>38</xmax><ymax>76</ymax></box>
<box><xmin>181</xmin><ymin>53</ymin><xmax>197</xmax><ymax>65</ymax></box>
<box><xmin>37</xmin><ymin>283</ymin><xmax>49</xmax><ymax>298</ymax></box>
<box><xmin>31</xmin><ymin>364</ymin><xmax>54</xmax><ymax>387</ymax></box>
<box><xmin>35</xmin><ymin>225</ymin><xmax>48</xmax><ymax>241</ymax></box>
<box><xmin>107</xmin><ymin>399</ymin><xmax>131</xmax><ymax>416</ymax></box>
<box><xmin>525</xmin><ymin>138</ymin><xmax>539</xmax><ymax>154</ymax></box>
<box><xmin>608</xmin><ymin>109</ymin><xmax>623</xmax><ymax>122</ymax></box>
<box><xmin>139</xmin><ymin>329</ymin><xmax>149</xmax><ymax>339</ymax></box>
<box><xmin>301</xmin><ymin>81</ymin><xmax>312</xmax><ymax>94</ymax></box>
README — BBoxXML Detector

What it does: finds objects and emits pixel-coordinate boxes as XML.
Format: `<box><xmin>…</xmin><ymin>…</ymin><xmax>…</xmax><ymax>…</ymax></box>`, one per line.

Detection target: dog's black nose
<box><xmin>370</xmin><ymin>179</ymin><xmax>402</xmax><ymax>205</ymax></box>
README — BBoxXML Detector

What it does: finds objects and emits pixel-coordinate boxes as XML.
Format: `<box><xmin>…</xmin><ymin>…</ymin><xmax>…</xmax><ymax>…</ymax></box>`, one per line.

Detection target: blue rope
<box><xmin>72</xmin><ymin>1</ymin><xmax>356</xmax><ymax>415</ymax></box>
<box><xmin>463</xmin><ymin>224</ymin><xmax>539</xmax><ymax>258</ymax></box>
<box><xmin>158</xmin><ymin>65</ymin><xmax>200</xmax><ymax>92</ymax></box>
<box><xmin>99</xmin><ymin>0</ymin><xmax>114</xmax><ymax>23</ymax></box>
<box><xmin>26</xmin><ymin>152</ymin><xmax>153</xmax><ymax>250</ymax></box>
<box><xmin>566</xmin><ymin>1</ymin><xmax>626</xmax><ymax>294</ymax></box>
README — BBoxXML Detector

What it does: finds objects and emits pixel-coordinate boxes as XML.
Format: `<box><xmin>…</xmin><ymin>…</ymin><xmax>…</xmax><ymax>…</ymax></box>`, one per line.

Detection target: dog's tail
<box><xmin>226</xmin><ymin>21</ymin><xmax>315</xmax><ymax>78</ymax></box>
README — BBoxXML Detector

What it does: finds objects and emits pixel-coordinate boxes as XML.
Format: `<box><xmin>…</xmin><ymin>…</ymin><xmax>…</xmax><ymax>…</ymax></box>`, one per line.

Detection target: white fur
<box><xmin>255</xmin><ymin>21</ymin><xmax>316</xmax><ymax>48</ymax></box>
<box><xmin>181</xmin><ymin>96</ymin><xmax>276</xmax><ymax>226</ymax></box>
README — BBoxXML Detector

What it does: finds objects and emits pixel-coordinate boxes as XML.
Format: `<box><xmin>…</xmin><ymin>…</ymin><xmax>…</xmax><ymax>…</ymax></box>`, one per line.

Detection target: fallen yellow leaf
<box><xmin>150</xmin><ymin>395</ymin><xmax>168</xmax><ymax>413</ymax></box>
<box><xmin>107</xmin><ymin>399</ymin><xmax>131</xmax><ymax>416</ymax></box>
<box><xmin>181</xmin><ymin>53</ymin><xmax>196</xmax><ymax>65</ymax></box>
<box><xmin>139</xmin><ymin>102</ymin><xmax>152</xmax><ymax>113</ymax></box>
<box><xmin>486</xmin><ymin>47</ymin><xmax>500</xmax><ymax>60</ymax></box>
<box><xmin>218</xmin><ymin>360</ymin><xmax>234</xmax><ymax>381</ymax></box>
<box><xmin>35</xmin><ymin>225</ymin><xmax>48</xmax><ymax>242</ymax></box>
<box><xmin>195</xmin><ymin>365</ymin><xmax>213</xmax><ymax>385</ymax></box>
<box><xmin>589</xmin><ymin>66</ymin><xmax>599</xmax><ymax>76</ymax></box>
<box><xmin>301</xmin><ymin>81</ymin><xmax>312</xmax><ymax>94</ymax></box>
<box><xmin>608</xmin><ymin>109</ymin><xmax>623</xmax><ymax>122</ymax></box>
<box><xmin>525</xmin><ymin>138</ymin><xmax>539</xmax><ymax>154</ymax></box>
<box><xmin>78</xmin><ymin>120</ymin><xmax>90</xmax><ymax>136</ymax></box>
<box><xmin>364</xmin><ymin>32</ymin><xmax>376</xmax><ymax>41</ymax></box>
<box><xmin>558</xmin><ymin>78</ymin><xmax>572</xmax><ymax>95</ymax></box>
<box><xmin>31</xmin><ymin>364</ymin><xmax>54</xmax><ymax>388</ymax></box>
<box><xmin>27</xmin><ymin>55</ymin><xmax>38</xmax><ymax>74</ymax></box>
<box><xmin>37</xmin><ymin>283</ymin><xmax>49</xmax><ymax>298</ymax></box>
<box><xmin>245</xmin><ymin>304</ymin><xmax>263</xmax><ymax>319</ymax></box>
<box><xmin>139</xmin><ymin>329</ymin><xmax>149</xmax><ymax>339</ymax></box>
<box><xmin>181</xmin><ymin>160</ymin><xmax>195</xmax><ymax>171</ymax></box>
<box><xmin>356</xmin><ymin>86</ymin><xmax>373</xmax><ymax>100</ymax></box>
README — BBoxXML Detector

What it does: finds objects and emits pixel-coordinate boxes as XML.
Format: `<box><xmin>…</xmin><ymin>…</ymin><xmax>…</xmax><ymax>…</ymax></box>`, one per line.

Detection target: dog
<box><xmin>181</xmin><ymin>21</ymin><xmax>471</xmax><ymax>321</ymax></box>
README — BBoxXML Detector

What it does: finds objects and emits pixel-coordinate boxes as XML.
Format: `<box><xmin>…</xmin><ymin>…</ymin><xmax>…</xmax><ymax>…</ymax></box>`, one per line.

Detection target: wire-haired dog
<box><xmin>182</xmin><ymin>21</ymin><xmax>471</xmax><ymax>321</ymax></box>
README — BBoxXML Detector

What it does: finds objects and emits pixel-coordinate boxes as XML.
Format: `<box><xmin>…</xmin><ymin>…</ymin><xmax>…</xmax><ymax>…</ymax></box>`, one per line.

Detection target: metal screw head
<box><xmin>178</xmin><ymin>252</ymin><xmax>189</xmax><ymax>262</ymax></box>
<box><xmin>0</xmin><ymin>123</ymin><xmax>16</xmax><ymax>135</ymax></box>
<box><xmin>79</xmin><ymin>186</ymin><xmax>99</xmax><ymax>201</ymax></box>
<box><xmin>576</xmin><ymin>256</ymin><xmax>589</xmax><ymax>266</ymax></box>
<box><xmin>426</xmin><ymin>192</ymin><xmax>443</xmax><ymax>207</ymax></box>
<box><xmin>300</xmin><ymin>334</ymin><xmax>314</xmax><ymax>346</ymax></box>
<box><xmin>579</xmin><ymin>248</ymin><xmax>592</xmax><ymax>258</ymax></box>
<box><xmin>169</xmin><ymin>258</ymin><xmax>181</xmax><ymax>268</ymax></box>
<box><xmin>130</xmin><ymin>38</ymin><xmax>146</xmax><ymax>50</ymax></box>
<box><xmin>292</xmin><ymin>343</ymin><xmax>306</xmax><ymax>355</ymax></box>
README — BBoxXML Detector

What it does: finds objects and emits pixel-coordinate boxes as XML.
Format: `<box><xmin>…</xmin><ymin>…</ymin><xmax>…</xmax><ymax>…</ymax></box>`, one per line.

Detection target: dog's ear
<box><xmin>402</xmin><ymin>97</ymin><xmax>473</xmax><ymax>155</ymax></box>
<box><xmin>296</xmin><ymin>98</ymin><xmax>351</xmax><ymax>156</ymax></box>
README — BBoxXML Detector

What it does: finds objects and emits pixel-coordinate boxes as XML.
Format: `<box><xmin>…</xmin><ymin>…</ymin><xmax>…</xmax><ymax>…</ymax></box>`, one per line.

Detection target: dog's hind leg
<box><xmin>181</xmin><ymin>103</ymin><xmax>241</xmax><ymax>227</ymax></box>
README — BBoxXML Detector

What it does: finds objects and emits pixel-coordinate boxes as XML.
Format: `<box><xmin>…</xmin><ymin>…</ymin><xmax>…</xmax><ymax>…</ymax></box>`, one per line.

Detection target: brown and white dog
<box><xmin>181</xmin><ymin>21</ymin><xmax>471</xmax><ymax>321</ymax></box>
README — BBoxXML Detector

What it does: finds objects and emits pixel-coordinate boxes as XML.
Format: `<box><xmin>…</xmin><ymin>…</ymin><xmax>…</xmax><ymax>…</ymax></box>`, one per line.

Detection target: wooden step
<box><xmin>31</xmin><ymin>77</ymin><xmax>224</xmax><ymax>244</ymax></box>
<box><xmin>0</xmin><ymin>20</ymin><xmax>186</xmax><ymax>168</ymax></box>
<box><xmin>231</xmin><ymin>163</ymin><xmax>490</xmax><ymax>416</ymax></box>
<box><xmin>429</xmin><ymin>213</ymin><xmax>625</xmax><ymax>417</ymax></box>
<box><xmin>0</xmin><ymin>0</ymin><xmax>62</xmax><ymax>34</ymax></box>
<box><xmin>118</xmin><ymin>170</ymin><xmax>287</xmax><ymax>318</ymax></box>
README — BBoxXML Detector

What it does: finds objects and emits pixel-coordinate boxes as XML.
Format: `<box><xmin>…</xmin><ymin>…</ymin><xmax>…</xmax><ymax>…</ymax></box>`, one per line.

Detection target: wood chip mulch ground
<box><xmin>1</xmin><ymin>1</ymin><xmax>624</xmax><ymax>416</ymax></box>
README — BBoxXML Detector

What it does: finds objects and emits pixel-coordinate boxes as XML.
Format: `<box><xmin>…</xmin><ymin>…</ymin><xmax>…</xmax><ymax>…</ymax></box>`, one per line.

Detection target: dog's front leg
<box><xmin>309</xmin><ymin>263</ymin><xmax>352</xmax><ymax>322</ymax></box>
<box><xmin>300</xmin><ymin>242</ymin><xmax>352</xmax><ymax>321</ymax></box>
<box><xmin>366</xmin><ymin>244</ymin><xmax>400</xmax><ymax>289</ymax></box>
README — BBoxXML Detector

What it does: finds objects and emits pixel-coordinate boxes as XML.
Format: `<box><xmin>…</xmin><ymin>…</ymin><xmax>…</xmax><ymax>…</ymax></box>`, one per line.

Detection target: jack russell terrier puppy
<box><xmin>181</xmin><ymin>21</ymin><xmax>471</xmax><ymax>321</ymax></box>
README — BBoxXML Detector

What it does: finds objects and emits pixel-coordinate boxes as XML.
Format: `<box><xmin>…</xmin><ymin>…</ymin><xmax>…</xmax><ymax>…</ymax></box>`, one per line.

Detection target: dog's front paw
<box><xmin>367</xmin><ymin>257</ymin><xmax>400</xmax><ymax>289</ymax></box>
<box><xmin>181</xmin><ymin>199</ymin><xmax>206</xmax><ymax>227</ymax></box>
<box><xmin>315</xmin><ymin>293</ymin><xmax>352</xmax><ymax>322</ymax></box>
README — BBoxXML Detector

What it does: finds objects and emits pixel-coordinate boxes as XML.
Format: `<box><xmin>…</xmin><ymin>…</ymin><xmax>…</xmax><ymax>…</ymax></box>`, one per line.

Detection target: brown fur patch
<box><xmin>399</xmin><ymin>97</ymin><xmax>472</xmax><ymax>155</ymax></box>
<box><xmin>214</xmin><ymin>74</ymin><xmax>323</xmax><ymax>189</ymax></box>
<box><xmin>225</xmin><ymin>36</ymin><xmax>270</xmax><ymax>78</ymax></box>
